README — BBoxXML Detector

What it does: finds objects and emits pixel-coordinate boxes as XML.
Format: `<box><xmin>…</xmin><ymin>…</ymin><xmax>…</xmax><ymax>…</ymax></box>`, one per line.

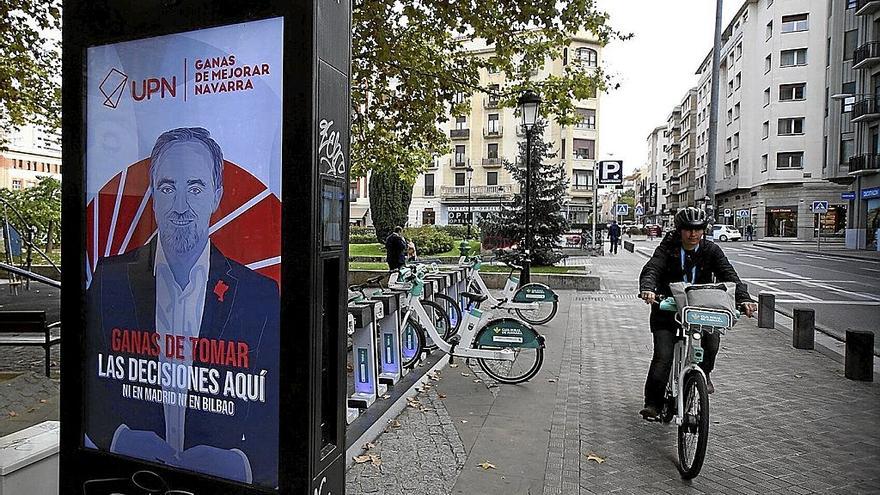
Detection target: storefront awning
<box><xmin>349</xmin><ymin>204</ymin><xmax>370</xmax><ymax>222</ymax></box>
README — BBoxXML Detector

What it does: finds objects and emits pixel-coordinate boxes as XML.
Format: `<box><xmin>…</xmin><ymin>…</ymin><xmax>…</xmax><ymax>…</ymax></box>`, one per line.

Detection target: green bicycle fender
<box><xmin>475</xmin><ymin>318</ymin><xmax>544</xmax><ymax>349</ymax></box>
<box><xmin>512</xmin><ymin>283</ymin><xmax>558</xmax><ymax>303</ymax></box>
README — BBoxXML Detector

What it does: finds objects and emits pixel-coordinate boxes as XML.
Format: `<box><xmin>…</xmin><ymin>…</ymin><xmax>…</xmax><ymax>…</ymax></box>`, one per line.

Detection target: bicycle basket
<box><xmin>669</xmin><ymin>282</ymin><xmax>737</xmax><ymax>320</ymax></box>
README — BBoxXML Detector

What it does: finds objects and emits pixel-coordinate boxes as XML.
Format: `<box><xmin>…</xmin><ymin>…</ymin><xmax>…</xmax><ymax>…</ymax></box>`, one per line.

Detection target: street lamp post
<box><xmin>465</xmin><ymin>164</ymin><xmax>474</xmax><ymax>239</ymax></box>
<box><xmin>517</xmin><ymin>90</ymin><xmax>541</xmax><ymax>286</ymax></box>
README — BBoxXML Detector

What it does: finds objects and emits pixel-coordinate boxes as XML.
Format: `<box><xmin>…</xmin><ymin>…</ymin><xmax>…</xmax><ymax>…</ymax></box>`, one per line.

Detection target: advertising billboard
<box><xmin>83</xmin><ymin>17</ymin><xmax>283</xmax><ymax>488</ymax></box>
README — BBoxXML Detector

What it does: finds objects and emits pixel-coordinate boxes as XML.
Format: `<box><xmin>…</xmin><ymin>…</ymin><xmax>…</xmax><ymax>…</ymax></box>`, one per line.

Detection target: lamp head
<box><xmin>517</xmin><ymin>90</ymin><xmax>542</xmax><ymax>130</ymax></box>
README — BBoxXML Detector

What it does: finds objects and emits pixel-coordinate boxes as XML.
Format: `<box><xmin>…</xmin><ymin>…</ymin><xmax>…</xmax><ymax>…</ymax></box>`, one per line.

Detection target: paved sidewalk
<box><xmin>346</xmin><ymin>251</ymin><xmax>880</xmax><ymax>494</ymax></box>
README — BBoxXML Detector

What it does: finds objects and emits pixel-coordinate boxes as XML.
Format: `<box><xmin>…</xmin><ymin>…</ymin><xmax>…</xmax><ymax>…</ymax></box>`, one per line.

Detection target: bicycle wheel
<box><xmin>677</xmin><ymin>372</ymin><xmax>710</xmax><ymax>479</ymax></box>
<box><xmin>433</xmin><ymin>293</ymin><xmax>462</xmax><ymax>338</ymax></box>
<box><xmin>474</xmin><ymin>337</ymin><xmax>544</xmax><ymax>384</ymax></box>
<box><xmin>401</xmin><ymin>315</ymin><xmax>426</xmax><ymax>369</ymax></box>
<box><xmin>419</xmin><ymin>300</ymin><xmax>451</xmax><ymax>351</ymax></box>
<box><xmin>513</xmin><ymin>283</ymin><xmax>558</xmax><ymax>326</ymax></box>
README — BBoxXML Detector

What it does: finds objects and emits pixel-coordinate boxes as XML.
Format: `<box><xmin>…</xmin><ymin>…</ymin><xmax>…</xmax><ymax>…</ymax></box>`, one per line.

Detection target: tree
<box><xmin>619</xmin><ymin>189</ymin><xmax>635</xmax><ymax>222</ymax></box>
<box><xmin>0</xmin><ymin>1</ymin><xmax>62</xmax><ymax>148</ymax></box>
<box><xmin>480</xmin><ymin>122</ymin><xmax>569</xmax><ymax>266</ymax></box>
<box><xmin>351</xmin><ymin>1</ymin><xmax>628</xmax><ymax>226</ymax></box>
<box><xmin>368</xmin><ymin>169</ymin><xmax>414</xmax><ymax>243</ymax></box>
<box><xmin>0</xmin><ymin>176</ymin><xmax>61</xmax><ymax>253</ymax></box>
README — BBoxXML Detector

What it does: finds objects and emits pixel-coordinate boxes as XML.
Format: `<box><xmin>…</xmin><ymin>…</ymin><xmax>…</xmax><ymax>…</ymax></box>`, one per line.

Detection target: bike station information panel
<box><xmin>61</xmin><ymin>1</ymin><xmax>350</xmax><ymax>494</ymax></box>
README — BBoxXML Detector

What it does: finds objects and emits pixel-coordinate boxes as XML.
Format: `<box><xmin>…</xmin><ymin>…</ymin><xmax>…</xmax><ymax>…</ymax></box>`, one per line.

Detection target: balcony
<box><xmin>663</xmin><ymin>142</ymin><xmax>680</xmax><ymax>154</ymax></box>
<box><xmin>851</xmin><ymin>97</ymin><xmax>880</xmax><ymax>123</ymax></box>
<box><xmin>849</xmin><ymin>154</ymin><xmax>880</xmax><ymax>175</ymax></box>
<box><xmin>482</xmin><ymin>157</ymin><xmax>503</xmax><ymax>168</ymax></box>
<box><xmin>854</xmin><ymin>42</ymin><xmax>880</xmax><ymax>70</ymax></box>
<box><xmin>449</xmin><ymin>158</ymin><xmax>469</xmax><ymax>169</ymax></box>
<box><xmin>449</xmin><ymin>128</ymin><xmax>470</xmax><ymax>140</ymax></box>
<box><xmin>483</xmin><ymin>126</ymin><xmax>503</xmax><ymax>138</ymax></box>
<box><xmin>716</xmin><ymin>175</ymin><xmax>740</xmax><ymax>195</ymax></box>
<box><xmin>484</xmin><ymin>97</ymin><xmax>501</xmax><ymax>109</ymax></box>
<box><xmin>856</xmin><ymin>0</ymin><xmax>880</xmax><ymax>16</ymax></box>
<box><xmin>440</xmin><ymin>184</ymin><xmax>516</xmax><ymax>199</ymax></box>
<box><xmin>571</xmin><ymin>184</ymin><xmax>593</xmax><ymax>196</ymax></box>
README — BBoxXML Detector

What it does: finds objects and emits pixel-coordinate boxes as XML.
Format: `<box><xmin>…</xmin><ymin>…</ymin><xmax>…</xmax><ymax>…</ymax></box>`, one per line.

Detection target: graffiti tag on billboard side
<box><xmin>319</xmin><ymin>119</ymin><xmax>345</xmax><ymax>177</ymax></box>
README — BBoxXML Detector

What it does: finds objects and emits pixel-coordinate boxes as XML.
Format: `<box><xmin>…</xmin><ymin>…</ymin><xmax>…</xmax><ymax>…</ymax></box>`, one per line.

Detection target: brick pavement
<box><xmin>347</xmin><ymin>251</ymin><xmax>880</xmax><ymax>494</ymax></box>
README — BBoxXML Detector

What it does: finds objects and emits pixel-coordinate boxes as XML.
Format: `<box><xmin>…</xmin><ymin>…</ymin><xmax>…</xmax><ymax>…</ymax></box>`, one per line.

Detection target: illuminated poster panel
<box><xmin>83</xmin><ymin>17</ymin><xmax>283</xmax><ymax>488</ymax></box>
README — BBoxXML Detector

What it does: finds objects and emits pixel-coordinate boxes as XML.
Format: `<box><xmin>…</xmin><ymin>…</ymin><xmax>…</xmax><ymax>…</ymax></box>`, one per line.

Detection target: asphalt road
<box><xmin>711</xmin><ymin>242</ymin><xmax>879</xmax><ymax>353</ymax></box>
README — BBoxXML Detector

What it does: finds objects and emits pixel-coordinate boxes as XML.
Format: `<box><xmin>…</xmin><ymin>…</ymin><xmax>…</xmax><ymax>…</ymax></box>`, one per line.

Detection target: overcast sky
<box><xmin>596</xmin><ymin>0</ymin><xmax>743</xmax><ymax>175</ymax></box>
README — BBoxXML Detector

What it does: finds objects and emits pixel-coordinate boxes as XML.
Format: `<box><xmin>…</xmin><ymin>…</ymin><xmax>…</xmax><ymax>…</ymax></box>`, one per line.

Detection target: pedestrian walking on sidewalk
<box><xmin>608</xmin><ymin>220</ymin><xmax>621</xmax><ymax>255</ymax></box>
<box><xmin>637</xmin><ymin>207</ymin><xmax>757</xmax><ymax>420</ymax></box>
<box><xmin>745</xmin><ymin>223</ymin><xmax>754</xmax><ymax>241</ymax></box>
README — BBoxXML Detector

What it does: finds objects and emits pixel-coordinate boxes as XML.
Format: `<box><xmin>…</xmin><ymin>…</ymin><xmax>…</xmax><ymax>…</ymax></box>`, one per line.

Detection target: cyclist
<box><xmin>638</xmin><ymin>207</ymin><xmax>757</xmax><ymax>420</ymax></box>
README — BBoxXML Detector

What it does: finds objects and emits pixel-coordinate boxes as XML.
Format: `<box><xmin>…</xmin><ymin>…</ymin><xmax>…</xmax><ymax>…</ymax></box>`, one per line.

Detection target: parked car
<box><xmin>645</xmin><ymin>224</ymin><xmax>663</xmax><ymax>237</ymax></box>
<box><xmin>709</xmin><ymin>225</ymin><xmax>742</xmax><ymax>242</ymax></box>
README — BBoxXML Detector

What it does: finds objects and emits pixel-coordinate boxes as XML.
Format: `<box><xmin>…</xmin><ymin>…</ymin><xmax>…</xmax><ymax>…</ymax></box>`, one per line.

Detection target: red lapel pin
<box><xmin>213</xmin><ymin>280</ymin><xmax>229</xmax><ymax>302</ymax></box>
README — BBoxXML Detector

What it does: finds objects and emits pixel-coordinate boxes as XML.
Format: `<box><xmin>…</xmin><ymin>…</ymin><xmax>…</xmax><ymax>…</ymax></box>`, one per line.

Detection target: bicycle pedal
<box><xmin>448</xmin><ymin>354</ymin><xmax>455</xmax><ymax>365</ymax></box>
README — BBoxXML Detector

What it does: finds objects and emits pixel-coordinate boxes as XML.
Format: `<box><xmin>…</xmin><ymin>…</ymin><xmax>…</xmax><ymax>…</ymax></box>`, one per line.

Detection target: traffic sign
<box><xmin>635</xmin><ymin>205</ymin><xmax>644</xmax><ymax>216</ymax></box>
<box><xmin>598</xmin><ymin>160</ymin><xmax>624</xmax><ymax>185</ymax></box>
<box><xmin>812</xmin><ymin>201</ymin><xmax>829</xmax><ymax>214</ymax></box>
<box><xmin>615</xmin><ymin>204</ymin><xmax>629</xmax><ymax>216</ymax></box>
<box><xmin>723</xmin><ymin>208</ymin><xmax>732</xmax><ymax>217</ymax></box>
<box><xmin>736</xmin><ymin>209</ymin><xmax>750</xmax><ymax>218</ymax></box>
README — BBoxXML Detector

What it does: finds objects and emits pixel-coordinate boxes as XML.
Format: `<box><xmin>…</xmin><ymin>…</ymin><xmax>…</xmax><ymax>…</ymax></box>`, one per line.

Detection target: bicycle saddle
<box><xmin>365</xmin><ymin>275</ymin><xmax>384</xmax><ymax>285</ymax></box>
<box><xmin>461</xmin><ymin>291</ymin><xmax>489</xmax><ymax>303</ymax></box>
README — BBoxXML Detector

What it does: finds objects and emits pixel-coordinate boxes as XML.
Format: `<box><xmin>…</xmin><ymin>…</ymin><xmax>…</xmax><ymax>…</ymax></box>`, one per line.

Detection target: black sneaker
<box><xmin>639</xmin><ymin>405</ymin><xmax>660</xmax><ymax>420</ymax></box>
<box><xmin>706</xmin><ymin>376</ymin><xmax>715</xmax><ymax>394</ymax></box>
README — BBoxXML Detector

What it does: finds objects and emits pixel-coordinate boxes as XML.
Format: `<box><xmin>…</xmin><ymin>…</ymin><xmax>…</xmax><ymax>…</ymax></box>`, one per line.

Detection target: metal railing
<box><xmin>482</xmin><ymin>157</ymin><xmax>502</xmax><ymax>167</ymax></box>
<box><xmin>854</xmin><ymin>41</ymin><xmax>880</xmax><ymax>69</ymax></box>
<box><xmin>849</xmin><ymin>153</ymin><xmax>880</xmax><ymax>174</ymax></box>
<box><xmin>439</xmin><ymin>184</ymin><xmax>515</xmax><ymax>198</ymax></box>
<box><xmin>852</xmin><ymin>97</ymin><xmax>880</xmax><ymax>123</ymax></box>
<box><xmin>449</xmin><ymin>128</ymin><xmax>470</xmax><ymax>139</ymax></box>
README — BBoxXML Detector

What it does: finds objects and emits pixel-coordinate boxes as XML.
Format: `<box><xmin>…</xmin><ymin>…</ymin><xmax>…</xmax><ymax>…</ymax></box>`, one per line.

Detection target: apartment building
<box><xmin>407</xmin><ymin>34</ymin><xmax>603</xmax><ymax>227</ymax></box>
<box><xmin>835</xmin><ymin>0</ymin><xmax>880</xmax><ymax>250</ymax></box>
<box><xmin>663</xmin><ymin>106</ymin><xmax>683</xmax><ymax>214</ymax></box>
<box><xmin>710</xmin><ymin>0</ymin><xmax>847</xmax><ymax>239</ymax></box>
<box><xmin>0</xmin><ymin>125</ymin><xmax>63</xmax><ymax>190</ymax></box>
<box><xmin>642</xmin><ymin>125</ymin><xmax>669</xmax><ymax>225</ymax></box>
<box><xmin>673</xmin><ymin>89</ymin><xmax>698</xmax><ymax>211</ymax></box>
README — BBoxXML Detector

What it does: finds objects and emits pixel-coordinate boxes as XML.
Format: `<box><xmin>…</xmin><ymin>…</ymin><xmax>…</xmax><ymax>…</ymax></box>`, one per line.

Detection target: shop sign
<box><xmin>862</xmin><ymin>187</ymin><xmax>880</xmax><ymax>200</ymax></box>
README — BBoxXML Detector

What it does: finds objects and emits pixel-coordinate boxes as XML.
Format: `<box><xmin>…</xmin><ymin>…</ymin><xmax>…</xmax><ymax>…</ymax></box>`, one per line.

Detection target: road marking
<box><xmin>864</xmin><ymin>268</ymin><xmax>880</xmax><ymax>273</ymax></box>
<box><xmin>737</xmin><ymin>253</ymin><xmax>768</xmax><ymax>260</ymax></box>
<box><xmin>775</xmin><ymin>300</ymin><xmax>880</xmax><ymax>306</ymax></box>
<box><xmin>793</xmin><ymin>280</ymin><xmax>880</xmax><ymax>302</ymax></box>
<box><xmin>732</xmin><ymin>260</ymin><xmax>806</xmax><ymax>279</ymax></box>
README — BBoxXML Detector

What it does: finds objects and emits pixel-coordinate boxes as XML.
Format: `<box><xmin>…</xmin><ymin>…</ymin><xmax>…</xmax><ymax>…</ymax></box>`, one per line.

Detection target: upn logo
<box><xmin>99</xmin><ymin>68</ymin><xmax>128</xmax><ymax>108</ymax></box>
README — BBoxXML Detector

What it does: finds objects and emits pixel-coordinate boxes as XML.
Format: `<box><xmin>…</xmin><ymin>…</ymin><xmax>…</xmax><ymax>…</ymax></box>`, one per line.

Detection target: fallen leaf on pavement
<box><xmin>353</xmin><ymin>455</ymin><xmax>371</xmax><ymax>464</ymax></box>
<box><xmin>39</xmin><ymin>399</ymin><xmax>47</xmax><ymax>404</ymax></box>
<box><xmin>438</xmin><ymin>393</ymin><xmax>447</xmax><ymax>399</ymax></box>
<box><xmin>461</xmin><ymin>420</ymin><xmax>468</xmax><ymax>424</ymax></box>
<box><xmin>381</xmin><ymin>394</ymin><xmax>391</xmax><ymax>400</ymax></box>
<box><xmin>477</xmin><ymin>461</ymin><xmax>496</xmax><ymax>470</ymax></box>
<box><xmin>473</xmin><ymin>379</ymin><xmax>482</xmax><ymax>383</ymax></box>
<box><xmin>8</xmin><ymin>411</ymin><xmax>17</xmax><ymax>417</ymax></box>
<box><xmin>585</xmin><ymin>453</ymin><xmax>605</xmax><ymax>464</ymax></box>
<box><xmin>794</xmin><ymin>374</ymin><xmax>803</xmax><ymax>378</ymax></box>
<box><xmin>363</xmin><ymin>442</ymin><xmax>375</xmax><ymax>450</ymax></box>
<box><xmin>369</xmin><ymin>454</ymin><xmax>382</xmax><ymax>466</ymax></box>
<box><xmin>449</xmin><ymin>363</ymin><xmax>459</xmax><ymax>368</ymax></box>
<box><xmin>461</xmin><ymin>372</ymin><xmax>470</xmax><ymax>377</ymax></box>
<box><xmin>548</xmin><ymin>378</ymin><xmax>557</xmax><ymax>383</ymax></box>
<box><xmin>391</xmin><ymin>420</ymin><xmax>402</xmax><ymax>428</ymax></box>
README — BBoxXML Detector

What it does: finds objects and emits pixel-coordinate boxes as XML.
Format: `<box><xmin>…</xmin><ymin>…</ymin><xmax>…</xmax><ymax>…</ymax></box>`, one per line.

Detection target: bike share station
<box><xmin>60</xmin><ymin>0</ymin><xmax>350</xmax><ymax>493</ymax></box>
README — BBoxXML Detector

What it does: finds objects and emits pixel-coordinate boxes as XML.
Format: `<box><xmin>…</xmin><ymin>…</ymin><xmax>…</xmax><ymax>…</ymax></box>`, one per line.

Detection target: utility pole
<box><xmin>706</xmin><ymin>0</ymin><xmax>723</xmax><ymax>218</ymax></box>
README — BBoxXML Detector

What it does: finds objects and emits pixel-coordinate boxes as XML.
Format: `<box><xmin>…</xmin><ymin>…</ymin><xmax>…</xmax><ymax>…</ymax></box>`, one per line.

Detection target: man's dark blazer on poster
<box><xmin>84</xmin><ymin>239</ymin><xmax>280</xmax><ymax>487</ymax></box>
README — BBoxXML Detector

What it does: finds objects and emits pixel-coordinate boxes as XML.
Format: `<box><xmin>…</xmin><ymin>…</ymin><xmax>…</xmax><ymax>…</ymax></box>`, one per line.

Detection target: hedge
<box><xmin>403</xmin><ymin>226</ymin><xmax>454</xmax><ymax>256</ymax></box>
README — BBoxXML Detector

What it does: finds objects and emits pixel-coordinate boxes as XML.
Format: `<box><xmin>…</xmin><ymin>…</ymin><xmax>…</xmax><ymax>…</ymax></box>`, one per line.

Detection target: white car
<box><xmin>710</xmin><ymin>225</ymin><xmax>742</xmax><ymax>242</ymax></box>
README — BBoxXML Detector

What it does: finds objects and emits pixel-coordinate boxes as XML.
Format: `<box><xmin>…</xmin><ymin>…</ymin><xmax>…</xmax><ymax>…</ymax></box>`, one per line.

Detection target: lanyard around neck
<box><xmin>680</xmin><ymin>244</ymin><xmax>699</xmax><ymax>283</ymax></box>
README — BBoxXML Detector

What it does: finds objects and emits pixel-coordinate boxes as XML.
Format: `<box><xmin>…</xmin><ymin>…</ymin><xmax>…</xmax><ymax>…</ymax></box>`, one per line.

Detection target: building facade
<box><xmin>643</xmin><ymin>125</ymin><xmax>669</xmax><ymax>225</ymax></box>
<box><xmin>663</xmin><ymin>106</ymin><xmax>683</xmax><ymax>215</ymax></box>
<box><xmin>406</xmin><ymin>34</ymin><xmax>603</xmax><ymax>228</ymax></box>
<box><xmin>0</xmin><ymin>125</ymin><xmax>63</xmax><ymax>190</ymax></box>
<box><xmin>839</xmin><ymin>0</ymin><xmax>880</xmax><ymax>250</ymax></box>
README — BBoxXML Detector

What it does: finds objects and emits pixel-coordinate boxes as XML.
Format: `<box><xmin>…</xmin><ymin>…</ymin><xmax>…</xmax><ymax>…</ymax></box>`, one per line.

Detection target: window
<box><xmin>728</xmin><ymin>80</ymin><xmax>734</xmax><ymax>96</ymax></box>
<box><xmin>847</xmin><ymin>0</ymin><xmax>857</xmax><ymax>7</ymax></box>
<box><xmin>573</xmin><ymin>170</ymin><xmax>592</xmax><ymax>190</ymax></box>
<box><xmin>487</xmin><ymin>143</ymin><xmax>499</xmax><ymax>159</ymax></box>
<box><xmin>766</xmin><ymin>21</ymin><xmax>773</xmax><ymax>40</ymax></box>
<box><xmin>726</xmin><ymin>137</ymin><xmax>732</xmax><ymax>152</ymax></box>
<box><xmin>844</xmin><ymin>30</ymin><xmax>858</xmax><ymax>61</ymax></box>
<box><xmin>842</xmin><ymin>81</ymin><xmax>856</xmax><ymax>113</ymax></box>
<box><xmin>840</xmin><ymin>139</ymin><xmax>855</xmax><ymax>165</ymax></box>
<box><xmin>455</xmin><ymin>145</ymin><xmax>466</xmax><ymax>165</ymax></box>
<box><xmin>777</xmin><ymin>151</ymin><xmax>804</xmax><ymax>170</ymax></box>
<box><xmin>778</xmin><ymin>118</ymin><xmax>805</xmax><ymax>135</ymax></box>
<box><xmin>732</xmin><ymin>159</ymin><xmax>739</xmax><ymax>175</ymax></box>
<box><xmin>561</xmin><ymin>138</ymin><xmax>566</xmax><ymax>158</ymax></box>
<box><xmin>487</xmin><ymin>113</ymin><xmax>499</xmax><ymax>133</ymax></box>
<box><xmin>765</xmin><ymin>54</ymin><xmax>772</xmax><ymax>73</ymax></box>
<box><xmin>736</xmin><ymin>42</ymin><xmax>743</xmax><ymax>59</ymax></box>
<box><xmin>762</xmin><ymin>154</ymin><xmax>768</xmax><ymax>172</ymax></box>
<box><xmin>455</xmin><ymin>173</ymin><xmax>465</xmax><ymax>186</ymax></box>
<box><xmin>735</xmin><ymin>72</ymin><xmax>741</xmax><ymax>89</ymax></box>
<box><xmin>764</xmin><ymin>87</ymin><xmax>771</xmax><ymax>106</ymax></box>
<box><xmin>424</xmin><ymin>174</ymin><xmax>435</xmax><ymax>197</ymax></box>
<box><xmin>733</xmin><ymin>133</ymin><xmax>740</xmax><ymax>149</ymax></box>
<box><xmin>453</xmin><ymin>92</ymin><xmax>467</xmax><ymax>104</ymax></box>
<box><xmin>487</xmin><ymin>171</ymin><xmax>498</xmax><ymax>186</ymax></box>
<box><xmin>779</xmin><ymin>83</ymin><xmax>806</xmax><ymax>101</ymax></box>
<box><xmin>763</xmin><ymin>121</ymin><xmax>770</xmax><ymax>139</ymax></box>
<box><xmin>734</xmin><ymin>103</ymin><xmax>741</xmax><ymax>120</ymax></box>
<box><xmin>781</xmin><ymin>48</ymin><xmax>807</xmax><ymax>66</ymax></box>
<box><xmin>563</xmin><ymin>47</ymin><xmax>568</xmax><ymax>65</ymax></box>
<box><xmin>576</xmin><ymin>108</ymin><xmax>596</xmax><ymax>129</ymax></box>
<box><xmin>11</xmin><ymin>179</ymin><xmax>21</xmax><ymax>190</ymax></box>
<box><xmin>455</xmin><ymin>115</ymin><xmax>467</xmax><ymax>129</ymax></box>
<box><xmin>781</xmin><ymin>14</ymin><xmax>809</xmax><ymax>33</ymax></box>
<box><xmin>577</xmin><ymin>47</ymin><xmax>598</xmax><ymax>67</ymax></box>
<box><xmin>573</xmin><ymin>138</ymin><xmax>595</xmax><ymax>159</ymax></box>
<box><xmin>727</xmin><ymin>109</ymin><xmax>733</xmax><ymax>125</ymax></box>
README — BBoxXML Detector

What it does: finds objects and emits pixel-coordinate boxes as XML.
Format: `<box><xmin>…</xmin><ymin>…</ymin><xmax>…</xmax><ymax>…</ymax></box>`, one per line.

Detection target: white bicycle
<box><xmin>396</xmin><ymin>265</ymin><xmax>545</xmax><ymax>384</ymax></box>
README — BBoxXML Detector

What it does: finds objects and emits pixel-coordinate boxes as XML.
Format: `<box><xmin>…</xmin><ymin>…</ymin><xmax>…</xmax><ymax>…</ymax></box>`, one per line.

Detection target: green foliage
<box><xmin>0</xmin><ymin>1</ymin><xmax>62</xmax><ymax>148</ymax></box>
<box><xmin>0</xmin><ymin>176</ymin><xmax>61</xmax><ymax>251</ymax></box>
<box><xmin>403</xmin><ymin>226</ymin><xmax>454</xmax><ymax>256</ymax></box>
<box><xmin>479</xmin><ymin>121</ymin><xmax>569</xmax><ymax>266</ymax></box>
<box><xmin>434</xmin><ymin>224</ymin><xmax>478</xmax><ymax>240</ymax></box>
<box><xmin>369</xmin><ymin>168</ymin><xmax>414</xmax><ymax>242</ymax></box>
<box><xmin>349</xmin><ymin>225</ymin><xmax>377</xmax><ymax>244</ymax></box>
<box><xmin>350</xmin><ymin>1</ymin><xmax>628</xmax><ymax>181</ymax></box>
<box><xmin>618</xmin><ymin>189</ymin><xmax>635</xmax><ymax>221</ymax></box>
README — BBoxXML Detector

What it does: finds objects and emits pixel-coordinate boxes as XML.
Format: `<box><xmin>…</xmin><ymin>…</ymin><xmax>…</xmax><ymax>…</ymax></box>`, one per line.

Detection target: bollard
<box><xmin>845</xmin><ymin>330</ymin><xmax>874</xmax><ymax>382</ymax></box>
<box><xmin>792</xmin><ymin>307</ymin><xmax>815</xmax><ymax>350</ymax></box>
<box><xmin>757</xmin><ymin>292</ymin><xmax>775</xmax><ymax>329</ymax></box>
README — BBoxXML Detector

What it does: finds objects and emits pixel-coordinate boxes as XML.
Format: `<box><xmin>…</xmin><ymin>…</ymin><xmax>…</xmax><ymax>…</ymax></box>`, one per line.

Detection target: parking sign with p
<box><xmin>598</xmin><ymin>160</ymin><xmax>623</xmax><ymax>185</ymax></box>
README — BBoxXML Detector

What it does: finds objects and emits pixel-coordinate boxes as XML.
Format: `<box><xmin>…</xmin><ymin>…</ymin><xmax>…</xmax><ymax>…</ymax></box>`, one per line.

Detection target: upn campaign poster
<box><xmin>83</xmin><ymin>18</ymin><xmax>283</xmax><ymax>488</ymax></box>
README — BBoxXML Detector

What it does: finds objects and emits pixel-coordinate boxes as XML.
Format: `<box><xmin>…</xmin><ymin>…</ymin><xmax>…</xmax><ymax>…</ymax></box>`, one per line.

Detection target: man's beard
<box><xmin>161</xmin><ymin>218</ymin><xmax>201</xmax><ymax>254</ymax></box>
